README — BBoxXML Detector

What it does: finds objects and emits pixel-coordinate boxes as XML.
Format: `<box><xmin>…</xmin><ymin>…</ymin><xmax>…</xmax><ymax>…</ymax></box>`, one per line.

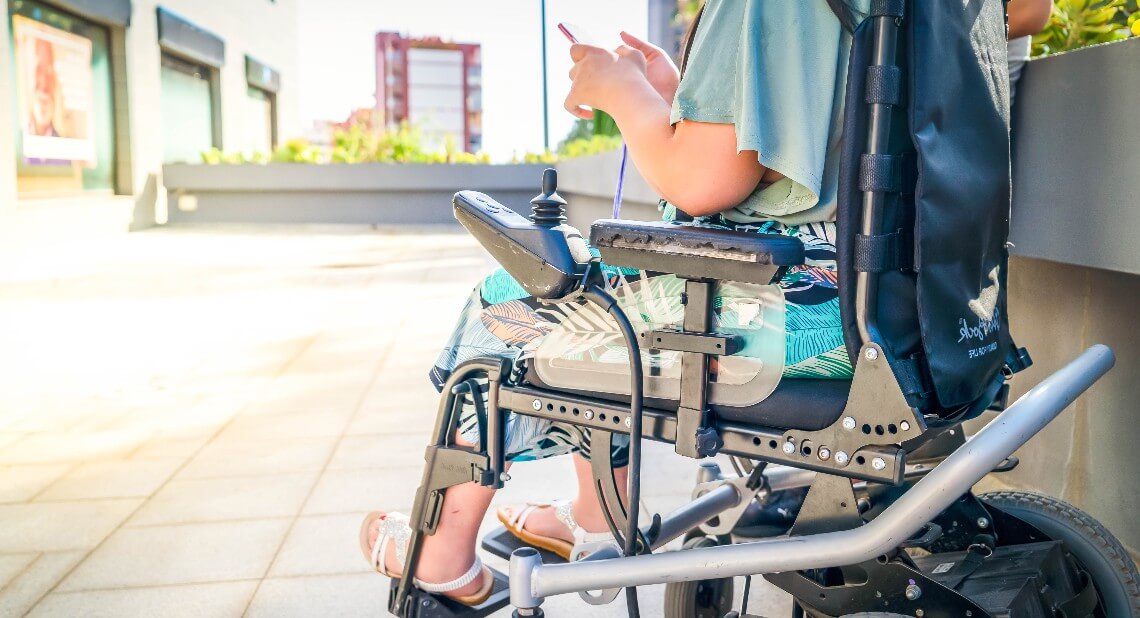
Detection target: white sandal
<box><xmin>359</xmin><ymin>511</ymin><xmax>494</xmax><ymax>606</ymax></box>
<box><xmin>496</xmin><ymin>500</ymin><xmax>618</xmax><ymax>561</ymax></box>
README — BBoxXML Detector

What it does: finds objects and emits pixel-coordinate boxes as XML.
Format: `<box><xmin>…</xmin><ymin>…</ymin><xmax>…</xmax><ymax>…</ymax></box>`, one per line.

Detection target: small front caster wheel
<box><xmin>664</xmin><ymin>536</ymin><xmax>735</xmax><ymax>618</ymax></box>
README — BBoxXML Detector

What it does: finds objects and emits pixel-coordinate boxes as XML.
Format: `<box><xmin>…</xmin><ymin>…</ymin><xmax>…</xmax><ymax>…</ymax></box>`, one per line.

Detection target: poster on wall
<box><xmin>12</xmin><ymin>15</ymin><xmax>96</xmax><ymax>165</ymax></box>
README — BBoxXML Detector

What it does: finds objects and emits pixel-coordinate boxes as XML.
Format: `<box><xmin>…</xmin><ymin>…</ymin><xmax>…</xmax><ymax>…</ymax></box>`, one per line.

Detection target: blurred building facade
<box><xmin>0</xmin><ymin>0</ymin><xmax>299</xmax><ymax>244</ymax></box>
<box><xmin>374</xmin><ymin>31</ymin><xmax>482</xmax><ymax>153</ymax></box>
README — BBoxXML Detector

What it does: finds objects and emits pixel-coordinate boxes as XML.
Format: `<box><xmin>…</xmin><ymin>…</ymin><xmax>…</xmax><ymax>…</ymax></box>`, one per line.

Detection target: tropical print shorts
<box><xmin>429</xmin><ymin>215</ymin><xmax>851</xmax><ymax>464</ymax></box>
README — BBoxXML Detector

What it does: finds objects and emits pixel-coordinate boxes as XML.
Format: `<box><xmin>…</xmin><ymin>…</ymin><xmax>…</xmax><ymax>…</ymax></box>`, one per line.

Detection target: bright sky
<box><xmin>296</xmin><ymin>0</ymin><xmax>649</xmax><ymax>161</ymax></box>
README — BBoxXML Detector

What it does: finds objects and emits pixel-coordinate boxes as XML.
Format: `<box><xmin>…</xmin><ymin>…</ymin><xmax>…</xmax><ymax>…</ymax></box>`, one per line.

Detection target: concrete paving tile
<box><xmin>245</xmin><ymin>573</ymin><xmax>386</xmax><ymax>618</ymax></box>
<box><xmin>0</xmin><ymin>551</ymin><xmax>85</xmax><ymax>617</ymax></box>
<box><xmin>214</xmin><ymin>410</ymin><xmax>351</xmax><ymax>443</ymax></box>
<box><xmin>0</xmin><ymin>553</ymin><xmax>37</xmax><ymax>589</ymax></box>
<box><xmin>268</xmin><ymin>514</ymin><xmax>368</xmax><ymax>577</ymax></box>
<box><xmin>105</xmin><ymin>405</ymin><xmax>238</xmax><ymax>437</ymax></box>
<box><xmin>37</xmin><ymin>459</ymin><xmax>183</xmax><ymax>501</ymax></box>
<box><xmin>344</xmin><ymin>408</ymin><xmax>435</xmax><ymax>436</ymax></box>
<box><xmin>0</xmin><ymin>499</ymin><xmax>141</xmax><ymax>552</ymax></box>
<box><xmin>326</xmin><ymin>434</ymin><xmax>426</xmax><ymax>471</ymax></box>
<box><xmin>28</xmin><ymin>581</ymin><xmax>259</xmax><ymax>618</ymax></box>
<box><xmin>302</xmin><ymin>468</ymin><xmax>416</xmax><ymax>516</ymax></box>
<box><xmin>129</xmin><ymin>433</ymin><xmax>213</xmax><ymax>459</ymax></box>
<box><xmin>0</xmin><ymin>429</ymin><xmax>152</xmax><ymax>464</ymax></box>
<box><xmin>128</xmin><ymin>473</ymin><xmax>317</xmax><ymax>526</ymax></box>
<box><xmin>0</xmin><ymin>464</ymin><xmax>72</xmax><ymax>503</ymax></box>
<box><xmin>179</xmin><ymin>437</ymin><xmax>336</xmax><ymax>479</ymax></box>
<box><xmin>57</xmin><ymin>519</ymin><xmax>290</xmax><ymax>591</ymax></box>
<box><xmin>0</xmin><ymin>432</ymin><xmax>24</xmax><ymax>450</ymax></box>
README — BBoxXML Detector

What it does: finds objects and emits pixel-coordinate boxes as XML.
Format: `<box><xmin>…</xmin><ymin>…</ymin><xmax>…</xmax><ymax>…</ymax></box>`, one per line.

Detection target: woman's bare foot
<box><xmin>496</xmin><ymin>500</ymin><xmax>608</xmax><ymax>544</ymax></box>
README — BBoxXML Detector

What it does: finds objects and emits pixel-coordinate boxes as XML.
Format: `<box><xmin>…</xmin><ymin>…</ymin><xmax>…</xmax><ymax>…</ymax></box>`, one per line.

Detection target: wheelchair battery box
<box><xmin>910</xmin><ymin>541</ymin><xmax>1084</xmax><ymax>617</ymax></box>
<box><xmin>453</xmin><ymin>190</ymin><xmax>591</xmax><ymax>299</ymax></box>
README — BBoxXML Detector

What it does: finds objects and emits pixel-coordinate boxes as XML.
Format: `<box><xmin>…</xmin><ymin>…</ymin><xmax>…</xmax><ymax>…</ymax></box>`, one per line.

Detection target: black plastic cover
<box><xmin>453</xmin><ymin>191</ymin><xmax>591</xmax><ymax>299</ymax></box>
<box><xmin>911</xmin><ymin>541</ymin><xmax>1081</xmax><ymax>617</ymax></box>
<box><xmin>590</xmin><ymin>219</ymin><xmax>804</xmax><ymax>285</ymax></box>
<box><xmin>837</xmin><ymin>2</ymin><xmax>1013</xmax><ymax>411</ymax></box>
<box><xmin>909</xmin><ymin>0</ymin><xmax>1013</xmax><ymax>407</ymax></box>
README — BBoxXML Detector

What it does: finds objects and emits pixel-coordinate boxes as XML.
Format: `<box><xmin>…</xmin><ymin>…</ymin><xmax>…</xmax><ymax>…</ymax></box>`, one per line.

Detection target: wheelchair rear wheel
<box><xmin>980</xmin><ymin>491</ymin><xmax>1140</xmax><ymax>617</ymax></box>
<box><xmin>663</xmin><ymin>536</ymin><xmax>735</xmax><ymax>618</ymax></box>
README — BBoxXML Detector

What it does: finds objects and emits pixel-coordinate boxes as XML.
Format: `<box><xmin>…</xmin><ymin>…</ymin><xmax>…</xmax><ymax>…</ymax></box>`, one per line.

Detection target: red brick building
<box><xmin>375</xmin><ymin>31</ymin><xmax>482</xmax><ymax>153</ymax></box>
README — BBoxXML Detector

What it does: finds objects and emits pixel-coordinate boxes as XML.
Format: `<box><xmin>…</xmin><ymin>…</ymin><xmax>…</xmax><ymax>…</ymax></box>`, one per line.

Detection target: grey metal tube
<box><xmin>651</xmin><ymin>482</ymin><xmax>741</xmax><ymax>550</ymax></box>
<box><xmin>513</xmin><ymin>345</ymin><xmax>1114</xmax><ymax>603</ymax></box>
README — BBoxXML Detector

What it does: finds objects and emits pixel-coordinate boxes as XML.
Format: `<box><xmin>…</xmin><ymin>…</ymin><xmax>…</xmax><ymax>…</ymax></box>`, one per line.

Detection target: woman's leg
<box><xmin>365</xmin><ymin>434</ymin><xmax>498</xmax><ymax>597</ymax></box>
<box><xmin>369</xmin><ymin>482</ymin><xmax>492</xmax><ymax>596</ymax></box>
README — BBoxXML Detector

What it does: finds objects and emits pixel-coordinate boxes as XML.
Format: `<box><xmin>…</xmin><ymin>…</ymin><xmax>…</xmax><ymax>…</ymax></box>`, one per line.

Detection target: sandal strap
<box><xmin>554</xmin><ymin>500</ymin><xmax>583</xmax><ymax>537</ymax></box>
<box><xmin>414</xmin><ymin>556</ymin><xmax>483</xmax><ymax>593</ymax></box>
<box><xmin>373</xmin><ymin>512</ymin><xmax>412</xmax><ymax>574</ymax></box>
<box><xmin>508</xmin><ymin>501</ymin><xmax>556</xmax><ymax>530</ymax></box>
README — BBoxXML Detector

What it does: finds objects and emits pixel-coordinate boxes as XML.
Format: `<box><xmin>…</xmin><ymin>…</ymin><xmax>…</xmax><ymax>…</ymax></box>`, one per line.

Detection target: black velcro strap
<box><xmin>869</xmin><ymin>0</ymin><xmax>905</xmax><ymax>18</ymax></box>
<box><xmin>942</xmin><ymin>540</ymin><xmax>993</xmax><ymax>590</ymax></box>
<box><xmin>854</xmin><ymin>230</ymin><xmax>911</xmax><ymax>272</ymax></box>
<box><xmin>865</xmin><ymin>65</ymin><xmax>902</xmax><ymax>106</ymax></box>
<box><xmin>1057</xmin><ymin>571</ymin><xmax>1100</xmax><ymax>618</ymax></box>
<box><xmin>1004</xmin><ymin>346</ymin><xmax>1033</xmax><ymax>375</ymax></box>
<box><xmin>859</xmin><ymin>153</ymin><xmax>901</xmax><ymax>193</ymax></box>
<box><xmin>893</xmin><ymin>356</ymin><xmax>930</xmax><ymax>402</ymax></box>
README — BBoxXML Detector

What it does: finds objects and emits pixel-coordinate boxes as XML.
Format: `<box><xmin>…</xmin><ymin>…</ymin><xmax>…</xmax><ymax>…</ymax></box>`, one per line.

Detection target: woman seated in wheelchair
<box><xmin>360</xmin><ymin>0</ymin><xmax>871</xmax><ymax>604</ymax></box>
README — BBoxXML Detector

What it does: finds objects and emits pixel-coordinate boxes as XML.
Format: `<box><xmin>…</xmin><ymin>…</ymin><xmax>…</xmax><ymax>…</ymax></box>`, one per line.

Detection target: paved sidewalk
<box><xmin>0</xmin><ymin>226</ymin><xmax>791</xmax><ymax>617</ymax></box>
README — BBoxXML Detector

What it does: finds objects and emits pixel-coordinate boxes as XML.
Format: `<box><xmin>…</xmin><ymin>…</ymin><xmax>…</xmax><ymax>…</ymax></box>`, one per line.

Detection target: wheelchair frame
<box><xmin>388</xmin><ymin>5</ymin><xmax>1118</xmax><ymax>618</ymax></box>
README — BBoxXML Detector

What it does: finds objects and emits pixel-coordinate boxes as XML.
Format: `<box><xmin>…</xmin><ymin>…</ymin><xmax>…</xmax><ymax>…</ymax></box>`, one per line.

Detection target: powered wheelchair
<box><xmin>388</xmin><ymin>1</ymin><xmax>1137</xmax><ymax>616</ymax></box>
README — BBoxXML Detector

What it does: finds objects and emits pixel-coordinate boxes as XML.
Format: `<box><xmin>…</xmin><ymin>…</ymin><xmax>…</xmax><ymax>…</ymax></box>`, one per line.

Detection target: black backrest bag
<box><xmin>837</xmin><ymin>0</ymin><xmax>1015</xmax><ymax>415</ymax></box>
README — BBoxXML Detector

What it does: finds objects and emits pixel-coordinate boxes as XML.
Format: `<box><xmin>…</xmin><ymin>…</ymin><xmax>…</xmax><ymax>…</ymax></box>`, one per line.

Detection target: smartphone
<box><xmin>557</xmin><ymin>22</ymin><xmax>594</xmax><ymax>45</ymax></box>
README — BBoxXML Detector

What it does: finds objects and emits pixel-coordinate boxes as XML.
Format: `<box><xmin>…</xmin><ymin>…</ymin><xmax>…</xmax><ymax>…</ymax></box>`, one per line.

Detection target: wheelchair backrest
<box><xmin>836</xmin><ymin>0</ymin><xmax>1015</xmax><ymax>416</ymax></box>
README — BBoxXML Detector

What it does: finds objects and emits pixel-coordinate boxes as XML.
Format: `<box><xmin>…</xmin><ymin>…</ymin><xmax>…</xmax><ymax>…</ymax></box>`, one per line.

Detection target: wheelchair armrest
<box><xmin>589</xmin><ymin>219</ymin><xmax>805</xmax><ymax>284</ymax></box>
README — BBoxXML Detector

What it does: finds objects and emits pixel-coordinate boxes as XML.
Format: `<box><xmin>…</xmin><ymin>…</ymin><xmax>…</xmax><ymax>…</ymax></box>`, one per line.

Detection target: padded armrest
<box><xmin>589</xmin><ymin>219</ymin><xmax>804</xmax><ymax>284</ymax></box>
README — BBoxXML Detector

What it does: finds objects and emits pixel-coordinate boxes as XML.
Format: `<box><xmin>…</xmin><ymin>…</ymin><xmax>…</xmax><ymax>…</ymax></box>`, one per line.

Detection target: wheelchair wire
<box><xmin>583</xmin><ymin>284</ymin><xmax>643</xmax><ymax>618</ymax></box>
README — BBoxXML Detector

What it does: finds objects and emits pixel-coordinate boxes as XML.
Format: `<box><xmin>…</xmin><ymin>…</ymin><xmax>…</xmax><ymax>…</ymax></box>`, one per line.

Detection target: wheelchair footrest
<box><xmin>480</xmin><ymin>526</ymin><xmax>567</xmax><ymax>564</ymax></box>
<box><xmin>389</xmin><ymin>566</ymin><xmax>510</xmax><ymax>618</ymax></box>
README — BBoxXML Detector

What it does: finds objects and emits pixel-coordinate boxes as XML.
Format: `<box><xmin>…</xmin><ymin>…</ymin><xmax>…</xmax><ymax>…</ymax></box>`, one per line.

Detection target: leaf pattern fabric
<box><xmin>428</xmin><ymin>215</ymin><xmax>852</xmax><ymax>464</ymax></box>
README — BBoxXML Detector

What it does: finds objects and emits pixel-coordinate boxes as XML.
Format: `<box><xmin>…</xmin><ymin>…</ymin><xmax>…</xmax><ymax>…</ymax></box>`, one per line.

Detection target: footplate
<box><xmin>480</xmin><ymin>526</ymin><xmax>567</xmax><ymax>565</ymax></box>
<box><xmin>388</xmin><ymin>567</ymin><xmax>510</xmax><ymax>618</ymax></box>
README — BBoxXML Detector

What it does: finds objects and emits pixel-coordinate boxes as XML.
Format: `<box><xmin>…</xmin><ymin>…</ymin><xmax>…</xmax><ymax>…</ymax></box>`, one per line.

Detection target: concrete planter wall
<box><xmin>162</xmin><ymin>162</ymin><xmax>548</xmax><ymax>225</ymax></box>
<box><xmin>161</xmin><ymin>152</ymin><xmax>661</xmax><ymax>229</ymax></box>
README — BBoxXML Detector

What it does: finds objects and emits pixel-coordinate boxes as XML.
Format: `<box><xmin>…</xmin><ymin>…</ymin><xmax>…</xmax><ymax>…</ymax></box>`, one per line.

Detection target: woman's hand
<box><xmin>564</xmin><ymin>43</ymin><xmax>648</xmax><ymax>119</ymax></box>
<box><xmin>619</xmin><ymin>31</ymin><xmax>680</xmax><ymax>103</ymax></box>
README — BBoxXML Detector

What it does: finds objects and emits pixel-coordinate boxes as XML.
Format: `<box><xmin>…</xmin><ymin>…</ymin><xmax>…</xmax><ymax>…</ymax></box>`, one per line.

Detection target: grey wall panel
<box><xmin>157</xmin><ymin>6</ymin><xmax>225</xmax><ymax>68</ymax></box>
<box><xmin>44</xmin><ymin>0</ymin><xmax>131</xmax><ymax>26</ymax></box>
<box><xmin>1010</xmin><ymin>39</ymin><xmax>1140</xmax><ymax>275</ymax></box>
<box><xmin>163</xmin><ymin>162</ymin><xmax>548</xmax><ymax>225</ymax></box>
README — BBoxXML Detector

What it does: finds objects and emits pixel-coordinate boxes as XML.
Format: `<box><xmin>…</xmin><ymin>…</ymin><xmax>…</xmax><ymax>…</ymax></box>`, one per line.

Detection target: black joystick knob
<box><xmin>530</xmin><ymin>168</ymin><xmax>567</xmax><ymax>227</ymax></box>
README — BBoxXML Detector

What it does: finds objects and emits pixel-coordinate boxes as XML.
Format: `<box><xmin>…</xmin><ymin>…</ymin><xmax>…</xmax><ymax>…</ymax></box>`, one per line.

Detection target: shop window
<box><xmin>8</xmin><ymin>0</ymin><xmax>115</xmax><ymax>196</ymax></box>
<box><xmin>243</xmin><ymin>86</ymin><xmax>275</xmax><ymax>155</ymax></box>
<box><xmin>160</xmin><ymin>53</ymin><xmax>216</xmax><ymax>163</ymax></box>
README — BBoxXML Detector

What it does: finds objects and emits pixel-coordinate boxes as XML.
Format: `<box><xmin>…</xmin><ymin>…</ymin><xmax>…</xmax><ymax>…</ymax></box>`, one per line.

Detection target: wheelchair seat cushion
<box><xmin>523</xmin><ymin>368</ymin><xmax>850</xmax><ymax>432</ymax></box>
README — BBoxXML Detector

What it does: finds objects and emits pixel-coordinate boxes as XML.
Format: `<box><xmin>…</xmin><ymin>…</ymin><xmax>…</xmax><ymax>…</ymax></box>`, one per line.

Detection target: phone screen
<box><xmin>556</xmin><ymin>22</ymin><xmax>594</xmax><ymax>45</ymax></box>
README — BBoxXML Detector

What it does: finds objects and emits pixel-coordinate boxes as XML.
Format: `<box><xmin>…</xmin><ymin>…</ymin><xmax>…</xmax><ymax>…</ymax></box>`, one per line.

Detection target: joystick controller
<box><xmin>453</xmin><ymin>168</ymin><xmax>592</xmax><ymax>299</ymax></box>
<box><xmin>529</xmin><ymin>168</ymin><xmax>567</xmax><ymax>226</ymax></box>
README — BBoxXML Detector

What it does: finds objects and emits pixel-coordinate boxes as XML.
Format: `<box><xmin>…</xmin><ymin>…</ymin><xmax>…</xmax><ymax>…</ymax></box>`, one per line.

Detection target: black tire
<box><xmin>664</xmin><ymin>536</ymin><xmax>735</xmax><ymax>618</ymax></box>
<box><xmin>979</xmin><ymin>490</ymin><xmax>1140</xmax><ymax>617</ymax></box>
<box><xmin>839</xmin><ymin>614</ymin><xmax>910</xmax><ymax>617</ymax></box>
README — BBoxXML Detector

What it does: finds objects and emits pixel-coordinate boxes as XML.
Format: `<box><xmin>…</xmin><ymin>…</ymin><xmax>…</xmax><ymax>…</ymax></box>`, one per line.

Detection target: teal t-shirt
<box><xmin>669</xmin><ymin>0</ymin><xmax>866</xmax><ymax>225</ymax></box>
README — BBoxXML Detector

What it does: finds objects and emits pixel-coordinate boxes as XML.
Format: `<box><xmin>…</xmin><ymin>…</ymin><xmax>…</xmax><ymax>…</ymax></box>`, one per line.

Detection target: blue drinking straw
<box><xmin>612</xmin><ymin>143</ymin><xmax>628</xmax><ymax>219</ymax></box>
